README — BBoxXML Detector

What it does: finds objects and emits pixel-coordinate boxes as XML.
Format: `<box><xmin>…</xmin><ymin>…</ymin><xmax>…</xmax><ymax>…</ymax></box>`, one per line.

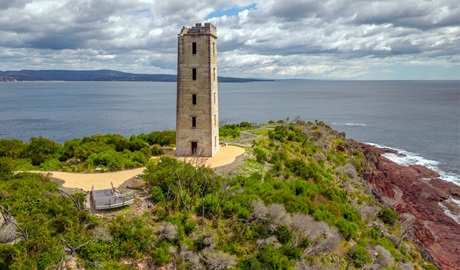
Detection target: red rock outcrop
<box><xmin>361</xmin><ymin>144</ymin><xmax>460</xmax><ymax>270</ymax></box>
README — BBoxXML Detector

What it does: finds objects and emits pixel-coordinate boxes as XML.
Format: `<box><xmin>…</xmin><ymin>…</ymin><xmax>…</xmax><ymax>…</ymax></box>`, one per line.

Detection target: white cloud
<box><xmin>0</xmin><ymin>0</ymin><xmax>459</xmax><ymax>79</ymax></box>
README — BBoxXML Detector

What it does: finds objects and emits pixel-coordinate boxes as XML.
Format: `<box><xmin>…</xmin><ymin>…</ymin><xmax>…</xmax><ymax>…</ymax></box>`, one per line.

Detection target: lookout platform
<box><xmin>91</xmin><ymin>185</ymin><xmax>135</xmax><ymax>210</ymax></box>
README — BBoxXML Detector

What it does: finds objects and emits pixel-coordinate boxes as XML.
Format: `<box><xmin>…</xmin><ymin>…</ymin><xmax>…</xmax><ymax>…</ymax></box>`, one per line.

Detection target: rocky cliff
<box><xmin>361</xmin><ymin>144</ymin><xmax>460</xmax><ymax>270</ymax></box>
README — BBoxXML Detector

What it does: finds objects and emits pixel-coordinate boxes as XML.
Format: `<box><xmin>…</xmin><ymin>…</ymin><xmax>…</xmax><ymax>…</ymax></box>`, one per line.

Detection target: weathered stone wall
<box><xmin>176</xmin><ymin>23</ymin><xmax>219</xmax><ymax>157</ymax></box>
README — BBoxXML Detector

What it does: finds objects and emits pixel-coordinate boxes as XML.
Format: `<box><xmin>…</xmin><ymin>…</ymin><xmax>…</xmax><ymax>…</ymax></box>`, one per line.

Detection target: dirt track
<box><xmin>39</xmin><ymin>146</ymin><xmax>245</xmax><ymax>191</ymax></box>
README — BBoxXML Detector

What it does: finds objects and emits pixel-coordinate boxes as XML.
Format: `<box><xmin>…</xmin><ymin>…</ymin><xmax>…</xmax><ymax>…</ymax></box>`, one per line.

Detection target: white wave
<box><xmin>365</xmin><ymin>142</ymin><xmax>460</xmax><ymax>186</ymax></box>
<box><xmin>438</xmin><ymin>198</ymin><xmax>460</xmax><ymax>225</ymax></box>
<box><xmin>332</xmin><ymin>122</ymin><xmax>368</xmax><ymax>127</ymax></box>
<box><xmin>450</xmin><ymin>196</ymin><xmax>460</xmax><ymax>208</ymax></box>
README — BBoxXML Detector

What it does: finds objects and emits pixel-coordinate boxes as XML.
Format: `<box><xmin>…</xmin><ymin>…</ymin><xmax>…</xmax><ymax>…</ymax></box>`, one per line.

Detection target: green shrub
<box><xmin>377</xmin><ymin>207</ymin><xmax>399</xmax><ymax>225</ymax></box>
<box><xmin>237</xmin><ymin>207</ymin><xmax>251</xmax><ymax>219</ymax></box>
<box><xmin>368</xmin><ymin>226</ymin><xmax>381</xmax><ymax>239</ymax></box>
<box><xmin>183</xmin><ymin>218</ymin><xmax>196</xmax><ymax>235</ymax></box>
<box><xmin>151</xmin><ymin>186</ymin><xmax>165</xmax><ymax>204</ymax></box>
<box><xmin>349</xmin><ymin>245</ymin><xmax>372</xmax><ymax>268</ymax></box>
<box><xmin>0</xmin><ymin>139</ymin><xmax>27</xmax><ymax>159</ymax></box>
<box><xmin>129</xmin><ymin>136</ymin><xmax>149</xmax><ymax>152</ymax></box>
<box><xmin>39</xmin><ymin>158</ymin><xmax>62</xmax><ymax>171</ymax></box>
<box><xmin>202</xmin><ymin>194</ymin><xmax>219</xmax><ymax>218</ymax></box>
<box><xmin>151</xmin><ymin>144</ymin><xmax>164</xmax><ymax>156</ymax></box>
<box><xmin>336</xmin><ymin>217</ymin><xmax>358</xmax><ymax>240</ymax></box>
<box><xmin>144</xmin><ymin>130</ymin><xmax>176</xmax><ymax>146</ymax></box>
<box><xmin>0</xmin><ymin>245</ymin><xmax>18</xmax><ymax>269</ymax></box>
<box><xmin>152</xmin><ymin>243</ymin><xmax>172</xmax><ymax>265</ymax></box>
<box><xmin>257</xmin><ymin>246</ymin><xmax>293</xmax><ymax>270</ymax></box>
<box><xmin>254</xmin><ymin>146</ymin><xmax>269</xmax><ymax>163</ymax></box>
<box><xmin>220</xmin><ymin>124</ymin><xmax>241</xmax><ymax>138</ymax></box>
<box><xmin>0</xmin><ymin>157</ymin><xmax>14</xmax><ymax>178</ymax></box>
<box><xmin>26</xmin><ymin>136</ymin><xmax>63</xmax><ymax>166</ymax></box>
<box><xmin>87</xmin><ymin>149</ymin><xmax>125</xmax><ymax>170</ymax></box>
<box><xmin>282</xmin><ymin>246</ymin><xmax>303</xmax><ymax>259</ymax></box>
<box><xmin>239</xmin><ymin>121</ymin><xmax>252</xmax><ymax>128</ymax></box>
<box><xmin>312</xmin><ymin>209</ymin><xmax>335</xmax><ymax>225</ymax></box>
<box><xmin>275</xmin><ymin>225</ymin><xmax>292</xmax><ymax>244</ymax></box>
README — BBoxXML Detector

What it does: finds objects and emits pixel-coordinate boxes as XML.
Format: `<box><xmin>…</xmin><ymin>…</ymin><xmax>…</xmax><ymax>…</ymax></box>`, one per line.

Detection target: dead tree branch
<box><xmin>57</xmin><ymin>189</ymin><xmax>85</xmax><ymax>211</ymax></box>
<box><xmin>54</xmin><ymin>255</ymin><xmax>65</xmax><ymax>270</ymax></box>
<box><xmin>61</xmin><ymin>238</ymin><xmax>92</xmax><ymax>255</ymax></box>
<box><xmin>0</xmin><ymin>205</ymin><xmax>29</xmax><ymax>241</ymax></box>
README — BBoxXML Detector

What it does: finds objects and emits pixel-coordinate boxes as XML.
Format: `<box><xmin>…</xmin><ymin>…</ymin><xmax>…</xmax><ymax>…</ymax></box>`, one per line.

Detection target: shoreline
<box><xmin>362</xmin><ymin>143</ymin><xmax>460</xmax><ymax>269</ymax></box>
<box><xmin>365</xmin><ymin>142</ymin><xmax>460</xmax><ymax>187</ymax></box>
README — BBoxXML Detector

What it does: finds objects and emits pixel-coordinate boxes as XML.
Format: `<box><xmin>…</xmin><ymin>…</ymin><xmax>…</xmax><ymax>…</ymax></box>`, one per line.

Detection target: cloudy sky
<box><xmin>0</xmin><ymin>0</ymin><xmax>459</xmax><ymax>80</ymax></box>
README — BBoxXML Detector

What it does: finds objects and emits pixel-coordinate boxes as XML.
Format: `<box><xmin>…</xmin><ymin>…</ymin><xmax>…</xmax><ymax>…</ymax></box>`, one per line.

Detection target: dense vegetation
<box><xmin>0</xmin><ymin>121</ymin><xmax>438</xmax><ymax>269</ymax></box>
<box><xmin>219</xmin><ymin>121</ymin><xmax>252</xmax><ymax>139</ymax></box>
<box><xmin>0</xmin><ymin>130</ymin><xmax>175</xmax><ymax>172</ymax></box>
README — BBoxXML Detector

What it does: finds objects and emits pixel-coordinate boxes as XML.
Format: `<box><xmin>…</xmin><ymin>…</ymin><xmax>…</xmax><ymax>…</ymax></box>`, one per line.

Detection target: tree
<box><xmin>377</xmin><ymin>207</ymin><xmax>399</xmax><ymax>225</ymax></box>
<box><xmin>129</xmin><ymin>135</ymin><xmax>149</xmax><ymax>151</ymax></box>
<box><xmin>251</xmin><ymin>199</ymin><xmax>268</xmax><ymax>222</ymax></box>
<box><xmin>348</xmin><ymin>244</ymin><xmax>372</xmax><ymax>268</ymax></box>
<box><xmin>294</xmin><ymin>213</ymin><xmax>343</xmax><ymax>257</ymax></box>
<box><xmin>396</xmin><ymin>213</ymin><xmax>416</xmax><ymax>247</ymax></box>
<box><xmin>253</xmin><ymin>146</ymin><xmax>269</xmax><ymax>163</ymax></box>
<box><xmin>266</xmin><ymin>203</ymin><xmax>291</xmax><ymax>231</ymax></box>
<box><xmin>0</xmin><ymin>139</ymin><xmax>27</xmax><ymax>159</ymax></box>
<box><xmin>158</xmin><ymin>222</ymin><xmax>178</xmax><ymax>242</ymax></box>
<box><xmin>61</xmin><ymin>138</ymin><xmax>82</xmax><ymax>161</ymax></box>
<box><xmin>374</xmin><ymin>245</ymin><xmax>394</xmax><ymax>268</ymax></box>
<box><xmin>257</xmin><ymin>246</ymin><xmax>292</xmax><ymax>270</ymax></box>
<box><xmin>202</xmin><ymin>250</ymin><xmax>237</xmax><ymax>270</ymax></box>
<box><xmin>26</xmin><ymin>136</ymin><xmax>62</xmax><ymax>166</ymax></box>
<box><xmin>0</xmin><ymin>157</ymin><xmax>14</xmax><ymax>178</ymax></box>
<box><xmin>239</xmin><ymin>121</ymin><xmax>252</xmax><ymax>128</ymax></box>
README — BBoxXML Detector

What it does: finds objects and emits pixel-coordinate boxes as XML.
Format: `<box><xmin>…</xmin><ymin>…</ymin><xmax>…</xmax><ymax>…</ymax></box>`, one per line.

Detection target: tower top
<box><xmin>179</xmin><ymin>23</ymin><xmax>217</xmax><ymax>37</ymax></box>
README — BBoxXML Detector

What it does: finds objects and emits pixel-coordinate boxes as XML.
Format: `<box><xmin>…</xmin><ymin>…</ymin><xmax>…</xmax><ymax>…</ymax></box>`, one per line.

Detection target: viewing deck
<box><xmin>91</xmin><ymin>188</ymin><xmax>134</xmax><ymax>210</ymax></box>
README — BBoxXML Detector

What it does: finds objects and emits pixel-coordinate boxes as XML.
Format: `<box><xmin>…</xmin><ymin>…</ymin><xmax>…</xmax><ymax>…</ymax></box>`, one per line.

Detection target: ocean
<box><xmin>0</xmin><ymin>80</ymin><xmax>458</xmax><ymax>185</ymax></box>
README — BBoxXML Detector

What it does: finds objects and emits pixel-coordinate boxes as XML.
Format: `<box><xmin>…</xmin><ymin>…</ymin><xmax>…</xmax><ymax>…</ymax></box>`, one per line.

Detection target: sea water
<box><xmin>0</xmin><ymin>80</ymin><xmax>458</xmax><ymax>186</ymax></box>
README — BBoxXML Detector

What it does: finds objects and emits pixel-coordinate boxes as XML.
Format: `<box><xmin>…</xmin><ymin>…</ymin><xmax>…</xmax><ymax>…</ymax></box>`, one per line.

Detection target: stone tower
<box><xmin>176</xmin><ymin>23</ymin><xmax>219</xmax><ymax>157</ymax></box>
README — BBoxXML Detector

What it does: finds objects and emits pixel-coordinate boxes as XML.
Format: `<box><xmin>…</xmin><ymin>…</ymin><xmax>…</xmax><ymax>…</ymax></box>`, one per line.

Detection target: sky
<box><xmin>0</xmin><ymin>0</ymin><xmax>459</xmax><ymax>80</ymax></box>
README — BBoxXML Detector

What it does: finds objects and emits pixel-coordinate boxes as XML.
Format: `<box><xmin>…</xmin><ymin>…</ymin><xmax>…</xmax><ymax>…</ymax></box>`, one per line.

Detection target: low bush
<box><xmin>219</xmin><ymin>124</ymin><xmax>241</xmax><ymax>138</ymax></box>
<box><xmin>378</xmin><ymin>207</ymin><xmax>399</xmax><ymax>225</ymax></box>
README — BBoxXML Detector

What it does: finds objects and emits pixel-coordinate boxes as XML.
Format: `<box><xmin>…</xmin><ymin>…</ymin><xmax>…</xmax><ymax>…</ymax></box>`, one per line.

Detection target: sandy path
<box><xmin>40</xmin><ymin>145</ymin><xmax>245</xmax><ymax>191</ymax></box>
<box><xmin>205</xmin><ymin>145</ymin><xmax>245</xmax><ymax>167</ymax></box>
<box><xmin>43</xmin><ymin>167</ymin><xmax>145</xmax><ymax>191</ymax></box>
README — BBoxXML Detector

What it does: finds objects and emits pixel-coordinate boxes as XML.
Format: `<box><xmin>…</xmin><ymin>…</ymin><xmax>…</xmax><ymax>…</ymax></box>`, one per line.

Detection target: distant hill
<box><xmin>0</xmin><ymin>70</ymin><xmax>271</xmax><ymax>83</ymax></box>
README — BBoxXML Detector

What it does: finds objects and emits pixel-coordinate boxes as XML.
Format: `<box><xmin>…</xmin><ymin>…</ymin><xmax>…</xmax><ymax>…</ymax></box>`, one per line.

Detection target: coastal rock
<box><xmin>361</xmin><ymin>144</ymin><xmax>460</xmax><ymax>270</ymax></box>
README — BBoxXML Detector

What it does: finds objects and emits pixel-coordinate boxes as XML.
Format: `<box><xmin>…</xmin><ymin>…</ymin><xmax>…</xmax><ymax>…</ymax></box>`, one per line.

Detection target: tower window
<box><xmin>192</xmin><ymin>94</ymin><xmax>197</xmax><ymax>105</ymax></box>
<box><xmin>192</xmin><ymin>116</ymin><xmax>196</xmax><ymax>128</ymax></box>
<box><xmin>191</xmin><ymin>142</ymin><xmax>198</xmax><ymax>155</ymax></box>
<box><xmin>214</xmin><ymin>92</ymin><xmax>216</xmax><ymax>104</ymax></box>
<box><xmin>213</xmin><ymin>67</ymin><xmax>216</xmax><ymax>82</ymax></box>
<box><xmin>192</xmin><ymin>68</ymin><xmax>197</xmax><ymax>80</ymax></box>
<box><xmin>192</xmin><ymin>42</ymin><xmax>197</xmax><ymax>54</ymax></box>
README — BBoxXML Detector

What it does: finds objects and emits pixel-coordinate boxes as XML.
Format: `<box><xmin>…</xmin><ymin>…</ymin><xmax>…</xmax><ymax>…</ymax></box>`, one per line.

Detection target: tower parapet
<box><xmin>179</xmin><ymin>23</ymin><xmax>217</xmax><ymax>37</ymax></box>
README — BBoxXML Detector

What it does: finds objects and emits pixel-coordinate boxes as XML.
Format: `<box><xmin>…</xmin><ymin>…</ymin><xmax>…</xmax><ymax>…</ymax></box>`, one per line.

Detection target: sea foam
<box><xmin>438</xmin><ymin>197</ymin><xmax>460</xmax><ymax>225</ymax></box>
<box><xmin>332</xmin><ymin>122</ymin><xmax>368</xmax><ymax>127</ymax></box>
<box><xmin>366</xmin><ymin>142</ymin><xmax>460</xmax><ymax>223</ymax></box>
<box><xmin>365</xmin><ymin>143</ymin><xmax>460</xmax><ymax>187</ymax></box>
